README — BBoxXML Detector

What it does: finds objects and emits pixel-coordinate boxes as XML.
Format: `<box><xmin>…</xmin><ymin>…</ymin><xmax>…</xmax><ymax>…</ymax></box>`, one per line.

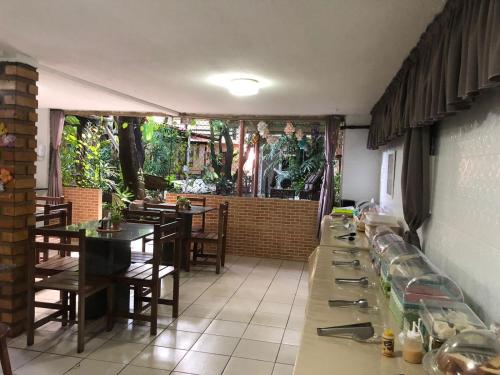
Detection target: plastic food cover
<box><xmin>423</xmin><ymin>329</ymin><xmax>500</xmax><ymax>374</ymax></box>
<box><xmin>372</xmin><ymin>232</ymin><xmax>404</xmax><ymax>255</ymax></box>
<box><xmin>380</xmin><ymin>241</ymin><xmax>422</xmax><ymax>278</ymax></box>
<box><xmin>387</xmin><ymin>254</ymin><xmax>437</xmax><ymax>283</ymax></box>
<box><xmin>419</xmin><ymin>299</ymin><xmax>486</xmax><ymax>349</ymax></box>
<box><xmin>392</xmin><ymin>273</ymin><xmax>464</xmax><ymax>306</ymax></box>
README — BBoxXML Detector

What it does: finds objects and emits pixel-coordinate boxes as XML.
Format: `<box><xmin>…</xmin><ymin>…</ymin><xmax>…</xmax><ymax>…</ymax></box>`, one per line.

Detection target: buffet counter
<box><xmin>318</xmin><ymin>215</ymin><xmax>370</xmax><ymax>250</ymax></box>
<box><xmin>294</xmin><ymin>216</ymin><xmax>423</xmax><ymax>374</ymax></box>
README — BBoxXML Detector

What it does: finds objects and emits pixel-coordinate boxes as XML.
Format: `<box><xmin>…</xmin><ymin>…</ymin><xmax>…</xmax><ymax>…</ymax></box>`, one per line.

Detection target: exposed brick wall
<box><xmin>0</xmin><ymin>62</ymin><xmax>38</xmax><ymax>336</ymax></box>
<box><xmin>63</xmin><ymin>187</ymin><xmax>102</xmax><ymax>223</ymax></box>
<box><xmin>166</xmin><ymin>194</ymin><xmax>319</xmax><ymax>261</ymax></box>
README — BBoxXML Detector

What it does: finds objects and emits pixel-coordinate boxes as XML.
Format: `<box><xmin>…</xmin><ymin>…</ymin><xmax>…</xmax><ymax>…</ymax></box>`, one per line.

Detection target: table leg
<box><xmin>181</xmin><ymin>214</ymin><xmax>193</xmax><ymax>271</ymax></box>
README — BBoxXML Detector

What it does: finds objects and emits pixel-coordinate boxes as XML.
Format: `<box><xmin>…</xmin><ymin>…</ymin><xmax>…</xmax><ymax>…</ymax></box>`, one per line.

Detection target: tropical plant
<box><xmin>61</xmin><ymin>118</ymin><xmax>118</xmax><ymax>192</ymax></box>
<box><xmin>262</xmin><ymin>129</ymin><xmax>325</xmax><ymax>195</ymax></box>
<box><xmin>105</xmin><ymin>193</ymin><xmax>126</xmax><ymax>224</ymax></box>
<box><xmin>142</xmin><ymin>117</ymin><xmax>187</xmax><ymax>179</ymax></box>
<box><xmin>208</xmin><ymin>119</ymin><xmax>235</xmax><ymax>194</ymax></box>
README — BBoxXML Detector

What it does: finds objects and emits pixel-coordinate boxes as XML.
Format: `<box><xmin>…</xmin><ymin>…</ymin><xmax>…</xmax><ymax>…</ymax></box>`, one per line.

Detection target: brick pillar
<box><xmin>0</xmin><ymin>62</ymin><xmax>38</xmax><ymax>336</ymax></box>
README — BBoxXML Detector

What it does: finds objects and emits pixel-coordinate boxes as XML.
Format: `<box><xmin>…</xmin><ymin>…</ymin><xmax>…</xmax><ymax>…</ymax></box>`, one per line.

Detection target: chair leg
<box><xmin>150</xmin><ymin>282</ymin><xmax>159</xmax><ymax>336</ymax></box>
<box><xmin>142</xmin><ymin>239</ymin><xmax>146</xmax><ymax>253</ymax></box>
<box><xmin>77</xmin><ymin>294</ymin><xmax>85</xmax><ymax>353</ymax></box>
<box><xmin>185</xmin><ymin>240</ymin><xmax>191</xmax><ymax>272</ymax></box>
<box><xmin>221</xmin><ymin>239</ymin><xmax>226</xmax><ymax>267</ymax></box>
<box><xmin>106</xmin><ymin>287</ymin><xmax>114</xmax><ymax>332</ymax></box>
<box><xmin>61</xmin><ymin>292</ymin><xmax>68</xmax><ymax>327</ymax></box>
<box><xmin>215</xmin><ymin>243</ymin><xmax>221</xmax><ymax>275</ymax></box>
<box><xmin>69</xmin><ymin>293</ymin><xmax>76</xmax><ymax>323</ymax></box>
<box><xmin>0</xmin><ymin>333</ymin><xmax>12</xmax><ymax>375</ymax></box>
<box><xmin>133</xmin><ymin>286</ymin><xmax>141</xmax><ymax>313</ymax></box>
<box><xmin>26</xmin><ymin>286</ymin><xmax>35</xmax><ymax>347</ymax></box>
<box><xmin>192</xmin><ymin>242</ymin><xmax>198</xmax><ymax>265</ymax></box>
<box><xmin>173</xmin><ymin>272</ymin><xmax>179</xmax><ymax>318</ymax></box>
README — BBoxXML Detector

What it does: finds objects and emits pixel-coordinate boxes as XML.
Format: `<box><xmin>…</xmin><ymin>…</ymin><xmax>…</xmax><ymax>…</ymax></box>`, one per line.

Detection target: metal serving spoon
<box><xmin>332</xmin><ymin>259</ymin><xmax>361</xmax><ymax>268</ymax></box>
<box><xmin>335</xmin><ymin>277</ymin><xmax>370</xmax><ymax>287</ymax></box>
<box><xmin>328</xmin><ymin>298</ymin><xmax>369</xmax><ymax>308</ymax></box>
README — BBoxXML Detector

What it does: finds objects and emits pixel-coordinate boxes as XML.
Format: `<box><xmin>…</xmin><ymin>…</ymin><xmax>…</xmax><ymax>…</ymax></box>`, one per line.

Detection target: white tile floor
<box><xmin>6</xmin><ymin>255</ymin><xmax>308</xmax><ymax>375</ymax></box>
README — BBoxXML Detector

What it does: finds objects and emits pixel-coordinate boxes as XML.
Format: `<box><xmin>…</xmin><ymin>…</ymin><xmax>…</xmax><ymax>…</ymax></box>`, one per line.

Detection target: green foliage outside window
<box><xmin>61</xmin><ymin>118</ymin><xmax>118</xmax><ymax>192</ymax></box>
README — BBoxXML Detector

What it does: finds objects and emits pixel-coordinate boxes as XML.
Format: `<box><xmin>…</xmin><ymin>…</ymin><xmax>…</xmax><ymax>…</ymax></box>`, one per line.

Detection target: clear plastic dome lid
<box><xmin>388</xmin><ymin>254</ymin><xmax>437</xmax><ymax>281</ymax></box>
<box><xmin>381</xmin><ymin>241</ymin><xmax>420</xmax><ymax>263</ymax></box>
<box><xmin>374</xmin><ymin>225</ymin><xmax>394</xmax><ymax>236</ymax></box>
<box><xmin>420</xmin><ymin>299</ymin><xmax>486</xmax><ymax>341</ymax></box>
<box><xmin>392</xmin><ymin>273</ymin><xmax>464</xmax><ymax>306</ymax></box>
<box><xmin>372</xmin><ymin>233</ymin><xmax>404</xmax><ymax>255</ymax></box>
<box><xmin>424</xmin><ymin>329</ymin><xmax>500</xmax><ymax>374</ymax></box>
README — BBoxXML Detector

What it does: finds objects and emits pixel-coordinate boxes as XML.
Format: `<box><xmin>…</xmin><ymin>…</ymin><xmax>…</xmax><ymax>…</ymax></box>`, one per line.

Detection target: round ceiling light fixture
<box><xmin>227</xmin><ymin>78</ymin><xmax>259</xmax><ymax>96</ymax></box>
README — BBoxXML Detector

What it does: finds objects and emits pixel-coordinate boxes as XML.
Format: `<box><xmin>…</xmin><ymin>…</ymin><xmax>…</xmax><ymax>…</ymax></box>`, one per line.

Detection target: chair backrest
<box><xmin>217</xmin><ymin>202</ymin><xmax>229</xmax><ymax>242</ymax></box>
<box><xmin>143</xmin><ymin>202</ymin><xmax>178</xmax><ymax>212</ymax></box>
<box><xmin>36</xmin><ymin>195</ymin><xmax>65</xmax><ymax>205</ymax></box>
<box><xmin>152</xmin><ymin>219</ymin><xmax>183</xmax><ymax>281</ymax></box>
<box><xmin>36</xmin><ymin>208</ymin><xmax>67</xmax><ymax>228</ymax></box>
<box><xmin>43</xmin><ymin>202</ymin><xmax>73</xmax><ymax>225</ymax></box>
<box><xmin>28</xmin><ymin>227</ymin><xmax>87</xmax><ymax>292</ymax></box>
<box><xmin>123</xmin><ymin>209</ymin><xmax>177</xmax><ymax>224</ymax></box>
<box><xmin>177</xmin><ymin>196</ymin><xmax>207</xmax><ymax>230</ymax></box>
<box><xmin>176</xmin><ymin>196</ymin><xmax>206</xmax><ymax>206</ymax></box>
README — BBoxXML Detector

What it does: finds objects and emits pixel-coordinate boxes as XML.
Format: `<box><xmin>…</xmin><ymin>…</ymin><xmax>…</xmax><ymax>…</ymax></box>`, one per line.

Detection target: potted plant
<box><xmin>176</xmin><ymin>196</ymin><xmax>191</xmax><ymax>210</ymax></box>
<box><xmin>105</xmin><ymin>193</ymin><xmax>126</xmax><ymax>230</ymax></box>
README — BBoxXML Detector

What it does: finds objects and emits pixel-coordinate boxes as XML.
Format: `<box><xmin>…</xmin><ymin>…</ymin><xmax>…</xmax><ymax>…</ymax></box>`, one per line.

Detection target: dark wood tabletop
<box><xmin>48</xmin><ymin>220</ymin><xmax>154</xmax><ymax>242</ymax></box>
<box><xmin>151</xmin><ymin>204</ymin><xmax>217</xmax><ymax>216</ymax></box>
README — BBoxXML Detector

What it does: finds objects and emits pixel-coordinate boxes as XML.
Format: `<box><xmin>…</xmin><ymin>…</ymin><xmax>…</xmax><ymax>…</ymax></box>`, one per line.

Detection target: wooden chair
<box><xmin>27</xmin><ymin>227</ymin><xmax>114</xmax><ymax>353</ymax></box>
<box><xmin>141</xmin><ymin>203</ymin><xmax>179</xmax><ymax>254</ymax></box>
<box><xmin>35</xmin><ymin>209</ymin><xmax>68</xmax><ymax>262</ymax></box>
<box><xmin>36</xmin><ymin>195</ymin><xmax>65</xmax><ymax>206</ymax></box>
<box><xmin>123</xmin><ymin>209</ymin><xmax>177</xmax><ymax>263</ymax></box>
<box><xmin>0</xmin><ymin>323</ymin><xmax>12</xmax><ymax>375</ymax></box>
<box><xmin>176</xmin><ymin>196</ymin><xmax>207</xmax><ymax>232</ymax></box>
<box><xmin>176</xmin><ymin>196</ymin><xmax>207</xmax><ymax>259</ymax></box>
<box><xmin>187</xmin><ymin>202</ymin><xmax>229</xmax><ymax>274</ymax></box>
<box><xmin>114</xmin><ymin>219</ymin><xmax>182</xmax><ymax>335</ymax></box>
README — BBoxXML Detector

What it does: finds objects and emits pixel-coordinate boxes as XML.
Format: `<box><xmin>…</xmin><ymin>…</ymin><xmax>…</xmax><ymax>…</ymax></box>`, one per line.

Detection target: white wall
<box><xmin>378</xmin><ymin>88</ymin><xmax>500</xmax><ymax>325</ymax></box>
<box><xmin>35</xmin><ymin>108</ymin><xmax>50</xmax><ymax>189</ymax></box>
<box><xmin>341</xmin><ymin>128</ymin><xmax>381</xmax><ymax>204</ymax></box>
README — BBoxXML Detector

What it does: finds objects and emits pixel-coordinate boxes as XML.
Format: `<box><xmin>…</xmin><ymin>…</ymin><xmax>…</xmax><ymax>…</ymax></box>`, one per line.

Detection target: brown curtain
<box><xmin>368</xmin><ymin>0</ymin><xmax>500</xmax><ymax>150</ymax></box>
<box><xmin>367</xmin><ymin>0</ymin><xmax>499</xmax><ymax>247</ymax></box>
<box><xmin>401</xmin><ymin>127</ymin><xmax>431</xmax><ymax>248</ymax></box>
<box><xmin>48</xmin><ymin>109</ymin><xmax>65</xmax><ymax>197</ymax></box>
<box><xmin>317</xmin><ymin>116</ymin><xmax>342</xmax><ymax>237</ymax></box>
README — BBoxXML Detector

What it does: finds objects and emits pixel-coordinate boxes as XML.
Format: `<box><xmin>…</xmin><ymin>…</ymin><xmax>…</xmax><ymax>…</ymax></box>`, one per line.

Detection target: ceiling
<box><xmin>0</xmin><ymin>0</ymin><xmax>443</xmax><ymax>117</ymax></box>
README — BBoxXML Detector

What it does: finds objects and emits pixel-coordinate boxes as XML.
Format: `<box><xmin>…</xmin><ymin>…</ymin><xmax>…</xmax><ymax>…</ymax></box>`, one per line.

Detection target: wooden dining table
<box><xmin>47</xmin><ymin>220</ymin><xmax>154</xmax><ymax>319</ymax></box>
<box><xmin>146</xmin><ymin>204</ymin><xmax>218</xmax><ymax>270</ymax></box>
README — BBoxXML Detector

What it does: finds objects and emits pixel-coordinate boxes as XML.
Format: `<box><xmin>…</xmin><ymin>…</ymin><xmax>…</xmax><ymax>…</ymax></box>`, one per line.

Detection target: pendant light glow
<box><xmin>227</xmin><ymin>78</ymin><xmax>260</xmax><ymax>96</ymax></box>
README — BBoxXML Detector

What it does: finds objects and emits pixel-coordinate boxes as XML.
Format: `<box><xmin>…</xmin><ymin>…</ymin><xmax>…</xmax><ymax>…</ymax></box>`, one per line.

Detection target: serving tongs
<box><xmin>332</xmin><ymin>247</ymin><xmax>360</xmax><ymax>256</ymax></box>
<box><xmin>332</xmin><ymin>259</ymin><xmax>361</xmax><ymax>268</ymax></box>
<box><xmin>317</xmin><ymin>322</ymin><xmax>378</xmax><ymax>343</ymax></box>
<box><xmin>335</xmin><ymin>276</ymin><xmax>370</xmax><ymax>287</ymax></box>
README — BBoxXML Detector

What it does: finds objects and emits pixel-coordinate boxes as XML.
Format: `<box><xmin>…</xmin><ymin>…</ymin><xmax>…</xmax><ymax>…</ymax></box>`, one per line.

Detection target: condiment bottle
<box><xmin>403</xmin><ymin>322</ymin><xmax>424</xmax><ymax>364</ymax></box>
<box><xmin>382</xmin><ymin>327</ymin><xmax>395</xmax><ymax>357</ymax></box>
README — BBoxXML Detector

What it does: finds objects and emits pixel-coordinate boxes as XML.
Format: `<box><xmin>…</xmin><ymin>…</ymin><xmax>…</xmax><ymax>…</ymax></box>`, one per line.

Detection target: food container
<box><xmin>379</xmin><ymin>242</ymin><xmax>423</xmax><ymax>296</ymax></box>
<box><xmin>370</xmin><ymin>233</ymin><xmax>404</xmax><ymax>274</ymax></box>
<box><xmin>389</xmin><ymin>273</ymin><xmax>464</xmax><ymax>329</ymax></box>
<box><xmin>419</xmin><ymin>299</ymin><xmax>486</xmax><ymax>351</ymax></box>
<box><xmin>364</xmin><ymin>213</ymin><xmax>401</xmax><ymax>240</ymax></box>
<box><xmin>423</xmin><ymin>329</ymin><xmax>500</xmax><ymax>374</ymax></box>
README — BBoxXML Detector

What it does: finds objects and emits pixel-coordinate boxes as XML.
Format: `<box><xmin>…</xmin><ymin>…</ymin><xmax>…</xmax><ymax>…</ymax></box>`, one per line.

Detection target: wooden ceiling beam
<box><xmin>179</xmin><ymin>112</ymin><xmax>343</xmax><ymax>122</ymax></box>
<box><xmin>63</xmin><ymin>110</ymin><xmax>171</xmax><ymax>118</ymax></box>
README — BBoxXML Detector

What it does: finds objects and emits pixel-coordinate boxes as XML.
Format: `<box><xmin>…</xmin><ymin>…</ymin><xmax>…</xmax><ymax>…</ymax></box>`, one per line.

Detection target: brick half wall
<box><xmin>166</xmin><ymin>194</ymin><xmax>319</xmax><ymax>261</ymax></box>
<box><xmin>63</xmin><ymin>187</ymin><xmax>102</xmax><ymax>223</ymax></box>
